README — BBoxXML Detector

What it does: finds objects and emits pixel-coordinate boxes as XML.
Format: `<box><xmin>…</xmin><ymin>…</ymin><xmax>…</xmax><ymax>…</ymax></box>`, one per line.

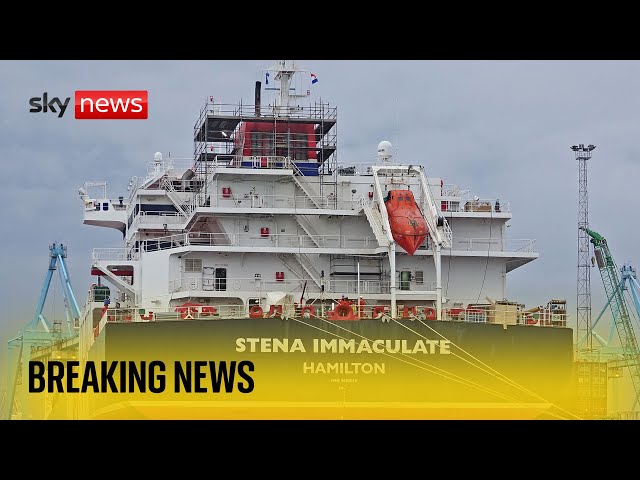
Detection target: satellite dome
<box><xmin>377</xmin><ymin>141</ymin><xmax>393</xmax><ymax>161</ymax></box>
<box><xmin>154</xmin><ymin>152</ymin><xmax>163</xmax><ymax>162</ymax></box>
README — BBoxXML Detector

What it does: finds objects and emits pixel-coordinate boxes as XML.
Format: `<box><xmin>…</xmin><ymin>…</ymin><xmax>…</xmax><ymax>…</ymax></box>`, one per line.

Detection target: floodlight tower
<box><xmin>572</xmin><ymin>143</ymin><xmax>596</xmax><ymax>356</ymax></box>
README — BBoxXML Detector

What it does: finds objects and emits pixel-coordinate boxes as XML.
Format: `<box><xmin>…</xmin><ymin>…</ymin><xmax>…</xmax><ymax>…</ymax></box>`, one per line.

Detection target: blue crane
<box><xmin>5</xmin><ymin>242</ymin><xmax>81</xmax><ymax>419</ymax></box>
<box><xmin>580</xmin><ymin>227</ymin><xmax>640</xmax><ymax>410</ymax></box>
<box><xmin>28</xmin><ymin>242</ymin><xmax>81</xmax><ymax>332</ymax></box>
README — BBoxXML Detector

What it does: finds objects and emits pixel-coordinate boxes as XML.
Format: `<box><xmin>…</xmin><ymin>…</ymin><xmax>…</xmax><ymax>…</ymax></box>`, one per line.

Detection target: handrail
<box><xmin>91</xmin><ymin>302</ymin><xmax>567</xmax><ymax>327</ymax></box>
<box><xmin>92</xmin><ymin>248</ymin><xmax>139</xmax><ymax>262</ymax></box>
<box><xmin>92</xmin><ymin>235</ymin><xmax>536</xmax><ymax>259</ymax></box>
<box><xmin>196</xmin><ymin>102</ymin><xmax>337</xmax><ymax>121</ymax></box>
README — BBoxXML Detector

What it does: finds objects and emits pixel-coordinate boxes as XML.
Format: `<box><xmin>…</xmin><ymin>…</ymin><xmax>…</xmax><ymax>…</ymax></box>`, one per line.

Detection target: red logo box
<box><xmin>75</xmin><ymin>90</ymin><xmax>148</xmax><ymax>119</ymax></box>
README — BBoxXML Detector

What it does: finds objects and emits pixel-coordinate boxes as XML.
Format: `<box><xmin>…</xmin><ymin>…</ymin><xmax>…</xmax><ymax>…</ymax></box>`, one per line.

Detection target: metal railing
<box><xmin>93</xmin><ymin>235</ymin><xmax>536</xmax><ymax>260</ymax></box>
<box><xmin>211</xmin><ymin>193</ymin><xmax>357</xmax><ymax>210</ymax></box>
<box><xmin>441</xmin><ymin>184</ymin><xmax>463</xmax><ymax>197</ymax></box>
<box><xmin>169</xmin><ymin>277</ymin><xmax>308</xmax><ymax>294</ymax></box>
<box><xmin>92</xmin><ymin>248</ymin><xmax>139</xmax><ymax>262</ymax></box>
<box><xmin>325</xmin><ymin>279</ymin><xmax>438</xmax><ymax>295</ymax></box>
<box><xmin>451</xmin><ymin>237</ymin><xmax>536</xmax><ymax>253</ymax></box>
<box><xmin>146</xmin><ymin>158</ymin><xmax>195</xmax><ymax>178</ymax></box>
<box><xmin>198</xmin><ymin>102</ymin><xmax>337</xmax><ymax>121</ymax></box>
<box><xmin>92</xmin><ymin>303</ymin><xmax>567</xmax><ymax>327</ymax></box>
<box><xmin>87</xmin><ymin>301</ymin><xmax>567</xmax><ymax>354</ymax></box>
<box><xmin>83</xmin><ymin>200</ymin><xmax>128</xmax><ymax>212</ymax></box>
<box><xmin>135</xmin><ymin>232</ymin><xmax>377</xmax><ymax>253</ymax></box>
<box><xmin>439</xmin><ymin>199</ymin><xmax>510</xmax><ymax>214</ymax></box>
<box><xmin>137</xmin><ymin>211</ymin><xmax>186</xmax><ymax>224</ymax></box>
<box><xmin>125</xmin><ymin>157</ymin><xmax>196</xmax><ymax>201</ymax></box>
<box><xmin>169</xmin><ymin>276</ymin><xmax>443</xmax><ymax>296</ymax></box>
<box><xmin>505</xmin><ymin>238</ymin><xmax>537</xmax><ymax>252</ymax></box>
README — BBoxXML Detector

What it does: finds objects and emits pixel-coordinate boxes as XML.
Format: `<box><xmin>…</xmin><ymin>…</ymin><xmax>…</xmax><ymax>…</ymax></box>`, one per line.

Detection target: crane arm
<box><xmin>581</xmin><ymin>226</ymin><xmax>640</xmax><ymax>409</ymax></box>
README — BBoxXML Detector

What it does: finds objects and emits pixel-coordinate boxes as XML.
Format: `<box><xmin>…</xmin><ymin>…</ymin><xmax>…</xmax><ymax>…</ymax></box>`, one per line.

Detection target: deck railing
<box><xmin>91</xmin><ymin>234</ymin><xmax>536</xmax><ymax>261</ymax></box>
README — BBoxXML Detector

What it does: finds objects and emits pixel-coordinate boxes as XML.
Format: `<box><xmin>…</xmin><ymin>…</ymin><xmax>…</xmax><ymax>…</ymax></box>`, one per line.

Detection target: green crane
<box><xmin>581</xmin><ymin>227</ymin><xmax>640</xmax><ymax>409</ymax></box>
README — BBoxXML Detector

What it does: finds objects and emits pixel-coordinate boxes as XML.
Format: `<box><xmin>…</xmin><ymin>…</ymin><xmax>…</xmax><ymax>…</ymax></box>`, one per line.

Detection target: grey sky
<box><xmin>1</xmin><ymin>60</ymin><xmax>638</xmax><ymax>375</ymax></box>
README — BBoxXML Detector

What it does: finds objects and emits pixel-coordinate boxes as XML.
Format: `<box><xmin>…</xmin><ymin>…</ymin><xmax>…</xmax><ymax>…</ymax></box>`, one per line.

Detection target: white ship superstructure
<box><xmin>78</xmin><ymin>60</ymin><xmax>538</xmax><ymax>339</ymax></box>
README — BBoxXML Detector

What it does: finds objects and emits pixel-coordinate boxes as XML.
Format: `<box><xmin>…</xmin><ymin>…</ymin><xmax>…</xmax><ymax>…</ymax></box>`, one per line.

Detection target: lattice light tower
<box><xmin>572</xmin><ymin>143</ymin><xmax>596</xmax><ymax>356</ymax></box>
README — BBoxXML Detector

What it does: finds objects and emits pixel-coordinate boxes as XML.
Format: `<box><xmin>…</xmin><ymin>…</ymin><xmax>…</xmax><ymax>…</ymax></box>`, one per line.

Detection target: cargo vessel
<box><xmin>7</xmin><ymin>61</ymin><xmax>577</xmax><ymax>420</ymax></box>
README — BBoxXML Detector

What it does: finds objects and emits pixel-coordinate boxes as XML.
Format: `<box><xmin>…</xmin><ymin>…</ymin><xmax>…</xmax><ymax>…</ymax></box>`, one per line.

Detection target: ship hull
<box><xmin>82</xmin><ymin>317</ymin><xmax>576</xmax><ymax>419</ymax></box>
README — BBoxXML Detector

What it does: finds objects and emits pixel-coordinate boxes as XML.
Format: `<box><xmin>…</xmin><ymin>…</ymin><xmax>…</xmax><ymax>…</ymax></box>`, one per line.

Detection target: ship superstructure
<box><xmin>79</xmin><ymin>60</ymin><xmax>540</xmax><ymax>345</ymax></box>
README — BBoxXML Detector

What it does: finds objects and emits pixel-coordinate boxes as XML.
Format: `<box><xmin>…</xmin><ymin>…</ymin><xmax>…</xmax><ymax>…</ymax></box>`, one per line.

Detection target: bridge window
<box><xmin>215</xmin><ymin>267</ymin><xmax>227</xmax><ymax>291</ymax></box>
<box><xmin>103</xmin><ymin>202</ymin><xmax>109</xmax><ymax>211</ymax></box>
<box><xmin>185</xmin><ymin>258</ymin><xmax>202</xmax><ymax>272</ymax></box>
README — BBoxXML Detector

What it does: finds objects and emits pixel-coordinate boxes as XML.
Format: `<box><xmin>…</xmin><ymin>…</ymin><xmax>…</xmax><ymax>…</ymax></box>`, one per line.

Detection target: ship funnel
<box><xmin>255</xmin><ymin>81</ymin><xmax>261</xmax><ymax>116</ymax></box>
<box><xmin>377</xmin><ymin>140</ymin><xmax>393</xmax><ymax>162</ymax></box>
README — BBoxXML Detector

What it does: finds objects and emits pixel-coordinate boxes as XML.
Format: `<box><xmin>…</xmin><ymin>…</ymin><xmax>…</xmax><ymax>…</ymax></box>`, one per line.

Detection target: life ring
<box><xmin>329</xmin><ymin>300</ymin><xmax>358</xmax><ymax>321</ymax></box>
<box><xmin>140</xmin><ymin>311</ymin><xmax>154</xmax><ymax>321</ymax></box>
<box><xmin>249</xmin><ymin>305</ymin><xmax>264</xmax><ymax>318</ymax></box>
<box><xmin>372</xmin><ymin>305</ymin><xmax>386</xmax><ymax>319</ymax></box>
<box><xmin>423</xmin><ymin>307</ymin><xmax>436</xmax><ymax>320</ymax></box>
<box><xmin>301</xmin><ymin>305</ymin><xmax>315</xmax><ymax>318</ymax></box>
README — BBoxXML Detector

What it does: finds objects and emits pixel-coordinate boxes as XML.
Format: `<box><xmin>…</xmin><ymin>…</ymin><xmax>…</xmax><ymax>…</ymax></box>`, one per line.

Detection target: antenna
<box><xmin>572</xmin><ymin>143</ymin><xmax>596</xmax><ymax>355</ymax></box>
<box><xmin>264</xmin><ymin>60</ymin><xmax>312</xmax><ymax>116</ymax></box>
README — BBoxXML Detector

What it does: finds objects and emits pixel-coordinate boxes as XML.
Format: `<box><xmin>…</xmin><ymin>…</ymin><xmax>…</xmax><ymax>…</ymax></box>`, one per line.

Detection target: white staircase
<box><xmin>160</xmin><ymin>177</ymin><xmax>189</xmax><ymax>217</ymax></box>
<box><xmin>91</xmin><ymin>264</ymin><xmax>136</xmax><ymax>301</ymax></box>
<box><xmin>291</xmin><ymin>163</ymin><xmax>321</xmax><ymax>208</ymax></box>
<box><xmin>295</xmin><ymin>215</ymin><xmax>321</xmax><ymax>247</ymax></box>
<box><xmin>276</xmin><ymin>253</ymin><xmax>303</xmax><ymax>280</ymax></box>
<box><xmin>360</xmin><ymin>197</ymin><xmax>390</xmax><ymax>247</ymax></box>
<box><xmin>296</xmin><ymin>253</ymin><xmax>322</xmax><ymax>286</ymax></box>
<box><xmin>277</xmin><ymin>253</ymin><xmax>322</xmax><ymax>287</ymax></box>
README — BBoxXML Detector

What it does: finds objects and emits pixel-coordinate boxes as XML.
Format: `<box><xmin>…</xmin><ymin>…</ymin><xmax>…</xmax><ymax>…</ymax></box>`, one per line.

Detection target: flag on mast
<box><xmin>310</xmin><ymin>73</ymin><xmax>318</xmax><ymax>84</ymax></box>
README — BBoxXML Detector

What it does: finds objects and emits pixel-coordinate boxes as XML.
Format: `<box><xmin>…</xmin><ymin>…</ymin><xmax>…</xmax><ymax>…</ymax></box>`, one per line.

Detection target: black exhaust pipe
<box><xmin>255</xmin><ymin>81</ymin><xmax>261</xmax><ymax>116</ymax></box>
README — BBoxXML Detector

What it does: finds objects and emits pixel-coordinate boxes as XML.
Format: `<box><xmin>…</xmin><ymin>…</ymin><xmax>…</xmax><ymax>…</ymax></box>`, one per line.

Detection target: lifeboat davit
<box><xmin>384</xmin><ymin>190</ymin><xmax>428</xmax><ymax>255</ymax></box>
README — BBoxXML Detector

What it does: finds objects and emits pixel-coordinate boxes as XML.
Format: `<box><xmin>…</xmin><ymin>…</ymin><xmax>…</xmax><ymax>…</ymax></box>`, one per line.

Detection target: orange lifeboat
<box><xmin>384</xmin><ymin>190</ymin><xmax>428</xmax><ymax>255</ymax></box>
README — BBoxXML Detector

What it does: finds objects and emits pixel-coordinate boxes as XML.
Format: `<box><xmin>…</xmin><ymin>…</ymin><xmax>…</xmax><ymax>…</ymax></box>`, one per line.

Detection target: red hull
<box><xmin>384</xmin><ymin>190</ymin><xmax>428</xmax><ymax>255</ymax></box>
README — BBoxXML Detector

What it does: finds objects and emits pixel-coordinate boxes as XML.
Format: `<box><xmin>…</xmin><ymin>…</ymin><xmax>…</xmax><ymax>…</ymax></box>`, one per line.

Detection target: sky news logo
<box><xmin>29</xmin><ymin>91</ymin><xmax>148</xmax><ymax>119</ymax></box>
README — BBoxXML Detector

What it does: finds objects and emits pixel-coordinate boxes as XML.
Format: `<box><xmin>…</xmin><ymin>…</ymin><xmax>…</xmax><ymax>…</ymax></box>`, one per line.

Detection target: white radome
<box><xmin>377</xmin><ymin>140</ymin><xmax>393</xmax><ymax>161</ymax></box>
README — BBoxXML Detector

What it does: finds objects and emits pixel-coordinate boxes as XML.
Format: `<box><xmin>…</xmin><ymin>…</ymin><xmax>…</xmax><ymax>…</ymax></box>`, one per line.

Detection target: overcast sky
<box><xmin>1</xmin><ymin>60</ymin><xmax>639</xmax><ymax>387</ymax></box>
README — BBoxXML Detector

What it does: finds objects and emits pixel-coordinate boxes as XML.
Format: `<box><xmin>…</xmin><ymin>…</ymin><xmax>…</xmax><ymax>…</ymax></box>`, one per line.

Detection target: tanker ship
<box><xmin>7</xmin><ymin>61</ymin><xmax>577</xmax><ymax>420</ymax></box>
